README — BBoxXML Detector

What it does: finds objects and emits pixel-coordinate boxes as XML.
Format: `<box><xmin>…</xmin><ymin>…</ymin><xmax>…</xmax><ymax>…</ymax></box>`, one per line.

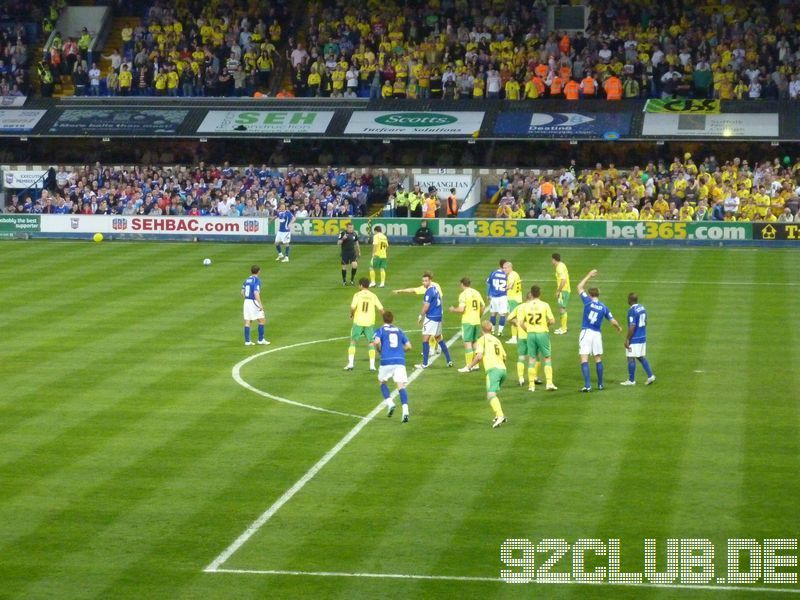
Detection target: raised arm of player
<box><xmin>577</xmin><ymin>269</ymin><xmax>598</xmax><ymax>294</ymax></box>
<box><xmin>393</xmin><ymin>287</ymin><xmax>418</xmax><ymax>294</ymax></box>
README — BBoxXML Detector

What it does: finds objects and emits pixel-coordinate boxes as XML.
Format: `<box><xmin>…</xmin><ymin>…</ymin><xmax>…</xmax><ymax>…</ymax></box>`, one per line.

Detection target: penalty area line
<box><xmin>208</xmin><ymin>331</ymin><xmax>462</xmax><ymax>573</ymax></box>
<box><xmin>210</xmin><ymin>568</ymin><xmax>800</xmax><ymax>594</ymax></box>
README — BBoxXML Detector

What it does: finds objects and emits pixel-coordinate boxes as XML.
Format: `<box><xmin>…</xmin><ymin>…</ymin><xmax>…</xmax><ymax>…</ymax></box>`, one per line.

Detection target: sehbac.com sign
<box><xmin>344</xmin><ymin>111</ymin><xmax>485</xmax><ymax>136</ymax></box>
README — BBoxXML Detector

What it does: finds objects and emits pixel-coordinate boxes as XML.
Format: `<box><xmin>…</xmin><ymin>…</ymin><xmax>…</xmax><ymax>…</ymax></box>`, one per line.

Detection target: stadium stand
<box><xmin>284</xmin><ymin>0</ymin><xmax>800</xmax><ymax>100</ymax></box>
<box><xmin>481</xmin><ymin>154</ymin><xmax>800</xmax><ymax>221</ymax></box>
<box><xmin>45</xmin><ymin>0</ymin><xmax>294</xmax><ymax>97</ymax></box>
<box><xmin>0</xmin><ymin>0</ymin><xmax>37</xmax><ymax>99</ymax></box>
<box><xmin>6</xmin><ymin>155</ymin><xmax>800</xmax><ymax>223</ymax></box>
<box><xmin>3</xmin><ymin>164</ymin><xmax>393</xmax><ymax>217</ymax></box>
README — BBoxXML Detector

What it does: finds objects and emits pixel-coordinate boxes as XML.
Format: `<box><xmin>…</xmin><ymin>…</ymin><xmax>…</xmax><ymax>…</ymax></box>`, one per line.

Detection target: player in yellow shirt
<box><xmin>448</xmin><ymin>277</ymin><xmax>485</xmax><ymax>369</ymax></box>
<box><xmin>519</xmin><ymin>285</ymin><xmax>557</xmax><ymax>392</ymax></box>
<box><xmin>345</xmin><ymin>278</ymin><xmax>384</xmax><ymax>371</ymax></box>
<box><xmin>552</xmin><ymin>252</ymin><xmax>570</xmax><ymax>334</ymax></box>
<box><xmin>506</xmin><ymin>292</ymin><xmax>531</xmax><ymax>385</ymax></box>
<box><xmin>459</xmin><ymin>321</ymin><xmax>508</xmax><ymax>428</ymax></box>
<box><xmin>369</xmin><ymin>225</ymin><xmax>389</xmax><ymax>288</ymax></box>
<box><xmin>502</xmin><ymin>260</ymin><xmax>523</xmax><ymax>343</ymax></box>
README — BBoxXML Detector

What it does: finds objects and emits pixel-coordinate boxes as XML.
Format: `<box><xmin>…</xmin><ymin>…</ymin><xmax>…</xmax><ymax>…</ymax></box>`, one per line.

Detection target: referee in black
<box><xmin>338</xmin><ymin>222</ymin><xmax>361</xmax><ymax>285</ymax></box>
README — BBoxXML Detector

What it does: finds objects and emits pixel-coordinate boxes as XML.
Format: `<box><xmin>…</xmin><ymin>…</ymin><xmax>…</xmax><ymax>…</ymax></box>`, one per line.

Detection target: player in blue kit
<box><xmin>415</xmin><ymin>272</ymin><xmax>453</xmax><ymax>369</ymax></box>
<box><xmin>241</xmin><ymin>265</ymin><xmax>269</xmax><ymax>346</ymax></box>
<box><xmin>273</xmin><ymin>202</ymin><xmax>295</xmax><ymax>262</ymax></box>
<box><xmin>576</xmin><ymin>270</ymin><xmax>622</xmax><ymax>391</ymax></box>
<box><xmin>486</xmin><ymin>259</ymin><xmax>509</xmax><ymax>336</ymax></box>
<box><xmin>373</xmin><ymin>311</ymin><xmax>412</xmax><ymax>422</ymax></box>
<box><xmin>621</xmin><ymin>293</ymin><xmax>656</xmax><ymax>386</ymax></box>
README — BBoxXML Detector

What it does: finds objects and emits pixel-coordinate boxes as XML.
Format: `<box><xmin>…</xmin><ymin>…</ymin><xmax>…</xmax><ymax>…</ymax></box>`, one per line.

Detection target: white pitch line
<box><xmin>232</xmin><ymin>336</ymin><xmax>365</xmax><ymax>420</ymax></box>
<box><xmin>211</xmin><ymin>568</ymin><xmax>800</xmax><ymax>594</ymax></box>
<box><xmin>206</xmin><ymin>331</ymin><xmax>462</xmax><ymax>573</ymax></box>
<box><xmin>595</xmin><ymin>280</ymin><xmax>800</xmax><ymax>287</ymax></box>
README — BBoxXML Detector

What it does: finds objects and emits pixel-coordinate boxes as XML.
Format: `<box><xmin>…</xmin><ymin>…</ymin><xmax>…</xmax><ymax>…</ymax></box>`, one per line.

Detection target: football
<box><xmin>203</xmin><ymin>258</ymin><xmax>212</xmax><ymax>266</ymax></box>
<box><xmin>93</xmin><ymin>233</ymin><xmax>103</xmax><ymax>243</ymax></box>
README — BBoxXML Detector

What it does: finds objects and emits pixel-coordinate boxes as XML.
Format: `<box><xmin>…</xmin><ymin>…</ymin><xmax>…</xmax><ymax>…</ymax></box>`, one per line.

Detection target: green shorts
<box><xmin>461</xmin><ymin>323</ymin><xmax>480</xmax><ymax>343</ymax></box>
<box><xmin>558</xmin><ymin>291</ymin><xmax>571</xmax><ymax>310</ymax></box>
<box><xmin>516</xmin><ymin>337</ymin><xmax>528</xmax><ymax>358</ymax></box>
<box><xmin>508</xmin><ymin>299</ymin><xmax>520</xmax><ymax>313</ymax></box>
<box><xmin>485</xmin><ymin>367</ymin><xmax>507</xmax><ymax>393</ymax></box>
<box><xmin>371</xmin><ymin>256</ymin><xmax>387</xmax><ymax>270</ymax></box>
<box><xmin>351</xmin><ymin>324</ymin><xmax>375</xmax><ymax>341</ymax></box>
<box><xmin>526</xmin><ymin>332</ymin><xmax>552</xmax><ymax>358</ymax></box>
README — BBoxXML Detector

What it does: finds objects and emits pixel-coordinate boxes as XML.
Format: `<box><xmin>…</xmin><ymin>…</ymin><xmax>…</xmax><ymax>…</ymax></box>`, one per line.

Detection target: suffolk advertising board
<box><xmin>197</xmin><ymin>110</ymin><xmax>335</xmax><ymax>135</ymax></box>
<box><xmin>344</xmin><ymin>111</ymin><xmax>484</xmax><ymax>136</ymax></box>
<box><xmin>642</xmin><ymin>113</ymin><xmax>779</xmax><ymax>138</ymax></box>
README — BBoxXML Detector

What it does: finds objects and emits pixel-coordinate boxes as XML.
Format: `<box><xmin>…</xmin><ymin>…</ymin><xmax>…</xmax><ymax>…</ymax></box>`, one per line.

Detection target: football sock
<box><xmin>244</xmin><ymin>326</ymin><xmax>250</xmax><ymax>343</ymax></box>
<box><xmin>581</xmin><ymin>362</ymin><xmax>591</xmax><ymax>388</ymax></box>
<box><xmin>399</xmin><ymin>388</ymin><xmax>408</xmax><ymax>405</ymax></box>
<box><xmin>544</xmin><ymin>363</ymin><xmax>554</xmax><ymax>386</ymax></box>
<box><xmin>561</xmin><ymin>313</ymin><xmax>568</xmax><ymax>330</ymax></box>
<box><xmin>533</xmin><ymin>362</ymin><xmax>540</xmax><ymax>380</ymax></box>
<box><xmin>380</xmin><ymin>383</ymin><xmax>391</xmax><ymax>399</ymax></box>
<box><xmin>511</xmin><ymin>324</ymin><xmax>517</xmax><ymax>339</ymax></box>
<box><xmin>628</xmin><ymin>359</ymin><xmax>636</xmax><ymax>381</ymax></box>
<box><xmin>402</xmin><ymin>403</ymin><xmax>409</xmax><ymax>416</ymax></box>
<box><xmin>596</xmin><ymin>361</ymin><xmax>604</xmax><ymax>387</ymax></box>
<box><xmin>369</xmin><ymin>268</ymin><xmax>375</xmax><ymax>284</ymax></box>
<box><xmin>516</xmin><ymin>360</ymin><xmax>525</xmax><ymax>382</ymax></box>
<box><xmin>284</xmin><ymin>246</ymin><xmax>290</xmax><ymax>257</ymax></box>
<box><xmin>368</xmin><ymin>347</ymin><xmax>376</xmax><ymax>367</ymax></box>
<box><xmin>489</xmin><ymin>396</ymin><xmax>504</xmax><ymax>418</ymax></box>
<box><xmin>422</xmin><ymin>341</ymin><xmax>430</xmax><ymax>365</ymax></box>
<box><xmin>527</xmin><ymin>366</ymin><xmax>536</xmax><ymax>385</ymax></box>
<box><xmin>490</xmin><ymin>315</ymin><xmax>496</xmax><ymax>328</ymax></box>
<box><xmin>350</xmin><ymin>267</ymin><xmax>357</xmax><ymax>282</ymax></box>
<box><xmin>465</xmin><ymin>350</ymin><xmax>474</xmax><ymax>367</ymax></box>
<box><xmin>341</xmin><ymin>268</ymin><xmax>347</xmax><ymax>283</ymax></box>
<box><xmin>639</xmin><ymin>357</ymin><xmax>654</xmax><ymax>378</ymax></box>
<box><xmin>257</xmin><ymin>324</ymin><xmax>264</xmax><ymax>341</ymax></box>
<box><xmin>347</xmin><ymin>345</ymin><xmax>355</xmax><ymax>366</ymax></box>
<box><xmin>276</xmin><ymin>245</ymin><xmax>282</xmax><ymax>255</ymax></box>
<box><xmin>438</xmin><ymin>340</ymin><xmax>452</xmax><ymax>363</ymax></box>
<box><xmin>380</xmin><ymin>270</ymin><xmax>386</xmax><ymax>285</ymax></box>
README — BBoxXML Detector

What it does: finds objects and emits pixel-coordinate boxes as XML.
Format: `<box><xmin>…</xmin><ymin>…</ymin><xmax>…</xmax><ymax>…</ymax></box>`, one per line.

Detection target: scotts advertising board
<box><xmin>197</xmin><ymin>110</ymin><xmax>335</xmax><ymax>135</ymax></box>
<box><xmin>493</xmin><ymin>112</ymin><xmax>632</xmax><ymax>139</ymax></box>
<box><xmin>344</xmin><ymin>111</ymin><xmax>485</xmax><ymax>136</ymax></box>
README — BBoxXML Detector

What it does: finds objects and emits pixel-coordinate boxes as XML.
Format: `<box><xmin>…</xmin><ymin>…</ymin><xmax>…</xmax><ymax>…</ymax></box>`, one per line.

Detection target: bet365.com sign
<box><xmin>344</xmin><ymin>111</ymin><xmax>485</xmax><ymax>136</ymax></box>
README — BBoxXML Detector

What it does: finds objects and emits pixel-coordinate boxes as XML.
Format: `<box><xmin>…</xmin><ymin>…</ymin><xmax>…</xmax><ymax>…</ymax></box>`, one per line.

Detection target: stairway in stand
<box><xmin>53</xmin><ymin>14</ymin><xmax>141</xmax><ymax>98</ymax></box>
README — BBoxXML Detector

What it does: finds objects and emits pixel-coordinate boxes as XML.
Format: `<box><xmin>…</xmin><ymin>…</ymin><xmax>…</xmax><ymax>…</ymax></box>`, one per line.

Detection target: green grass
<box><xmin>1</xmin><ymin>240</ymin><xmax>799</xmax><ymax>599</ymax></box>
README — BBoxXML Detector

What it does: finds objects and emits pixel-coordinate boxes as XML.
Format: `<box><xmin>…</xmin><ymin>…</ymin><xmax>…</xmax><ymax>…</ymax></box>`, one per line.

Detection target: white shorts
<box><xmin>489</xmin><ymin>296</ymin><xmax>508</xmax><ymax>314</ymax></box>
<box><xmin>275</xmin><ymin>231</ymin><xmax>291</xmax><ymax>245</ymax></box>
<box><xmin>578</xmin><ymin>329</ymin><xmax>603</xmax><ymax>356</ymax></box>
<box><xmin>422</xmin><ymin>318</ymin><xmax>443</xmax><ymax>337</ymax></box>
<box><xmin>378</xmin><ymin>364</ymin><xmax>408</xmax><ymax>384</ymax></box>
<box><xmin>243</xmin><ymin>299</ymin><xmax>265</xmax><ymax>321</ymax></box>
<box><xmin>626</xmin><ymin>343</ymin><xmax>646</xmax><ymax>358</ymax></box>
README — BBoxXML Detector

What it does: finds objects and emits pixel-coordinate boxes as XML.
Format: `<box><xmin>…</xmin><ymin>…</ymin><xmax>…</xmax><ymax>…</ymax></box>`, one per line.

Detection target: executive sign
<box><xmin>344</xmin><ymin>111</ymin><xmax>485</xmax><ymax>136</ymax></box>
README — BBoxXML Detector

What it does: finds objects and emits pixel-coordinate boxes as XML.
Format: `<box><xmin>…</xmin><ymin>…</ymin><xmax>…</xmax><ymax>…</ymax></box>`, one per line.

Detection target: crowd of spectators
<box><xmin>60</xmin><ymin>0</ymin><xmax>292</xmax><ymax>97</ymax></box>
<box><xmin>3</xmin><ymin>163</ymin><xmax>395</xmax><ymax>218</ymax></box>
<box><xmin>0</xmin><ymin>0</ymin><xmax>37</xmax><ymax>99</ymax></box>
<box><xmin>488</xmin><ymin>154</ymin><xmax>800</xmax><ymax>222</ymax></box>
<box><xmin>285</xmin><ymin>0</ymin><xmax>800</xmax><ymax>100</ymax></box>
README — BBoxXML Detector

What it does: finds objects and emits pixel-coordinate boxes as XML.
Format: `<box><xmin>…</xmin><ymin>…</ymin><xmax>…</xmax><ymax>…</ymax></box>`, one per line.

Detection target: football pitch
<box><xmin>1</xmin><ymin>239</ymin><xmax>799</xmax><ymax>599</ymax></box>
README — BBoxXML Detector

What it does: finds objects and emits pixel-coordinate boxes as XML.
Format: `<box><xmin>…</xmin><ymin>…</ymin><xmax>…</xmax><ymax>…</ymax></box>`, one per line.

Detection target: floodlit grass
<box><xmin>0</xmin><ymin>240</ymin><xmax>798</xmax><ymax>599</ymax></box>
